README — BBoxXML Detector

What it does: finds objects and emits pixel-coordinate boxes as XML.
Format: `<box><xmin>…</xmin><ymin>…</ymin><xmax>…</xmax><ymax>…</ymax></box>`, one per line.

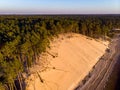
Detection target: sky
<box><xmin>0</xmin><ymin>0</ymin><xmax>120</xmax><ymax>14</ymax></box>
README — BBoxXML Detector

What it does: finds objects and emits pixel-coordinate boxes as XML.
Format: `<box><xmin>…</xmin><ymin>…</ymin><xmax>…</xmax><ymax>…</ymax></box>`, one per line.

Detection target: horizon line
<box><xmin>0</xmin><ymin>13</ymin><xmax>120</xmax><ymax>15</ymax></box>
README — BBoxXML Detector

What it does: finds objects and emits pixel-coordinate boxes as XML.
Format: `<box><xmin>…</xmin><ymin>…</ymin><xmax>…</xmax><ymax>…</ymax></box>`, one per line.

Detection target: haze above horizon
<box><xmin>0</xmin><ymin>0</ymin><xmax>120</xmax><ymax>14</ymax></box>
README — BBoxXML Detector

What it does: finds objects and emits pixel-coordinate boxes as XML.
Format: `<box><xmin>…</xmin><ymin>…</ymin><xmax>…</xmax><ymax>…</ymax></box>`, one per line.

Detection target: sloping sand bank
<box><xmin>25</xmin><ymin>33</ymin><xmax>108</xmax><ymax>90</ymax></box>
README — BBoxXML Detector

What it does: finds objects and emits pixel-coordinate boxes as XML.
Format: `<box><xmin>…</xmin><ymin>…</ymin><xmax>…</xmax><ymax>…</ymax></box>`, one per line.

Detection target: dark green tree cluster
<box><xmin>0</xmin><ymin>15</ymin><xmax>120</xmax><ymax>90</ymax></box>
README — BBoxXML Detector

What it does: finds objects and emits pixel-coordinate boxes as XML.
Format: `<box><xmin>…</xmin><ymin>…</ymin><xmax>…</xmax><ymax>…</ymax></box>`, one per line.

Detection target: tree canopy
<box><xmin>0</xmin><ymin>15</ymin><xmax>120</xmax><ymax>90</ymax></box>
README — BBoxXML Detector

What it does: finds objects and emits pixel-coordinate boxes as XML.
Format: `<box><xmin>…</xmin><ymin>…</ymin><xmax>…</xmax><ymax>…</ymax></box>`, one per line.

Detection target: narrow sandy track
<box><xmin>76</xmin><ymin>34</ymin><xmax>120</xmax><ymax>90</ymax></box>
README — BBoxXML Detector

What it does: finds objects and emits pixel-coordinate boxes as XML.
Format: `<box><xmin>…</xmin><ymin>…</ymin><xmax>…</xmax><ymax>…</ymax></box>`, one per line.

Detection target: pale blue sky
<box><xmin>0</xmin><ymin>0</ymin><xmax>120</xmax><ymax>14</ymax></box>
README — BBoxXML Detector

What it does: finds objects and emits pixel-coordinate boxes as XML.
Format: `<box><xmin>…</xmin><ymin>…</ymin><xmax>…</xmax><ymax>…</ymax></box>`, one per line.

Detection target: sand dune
<box><xmin>25</xmin><ymin>33</ymin><xmax>109</xmax><ymax>90</ymax></box>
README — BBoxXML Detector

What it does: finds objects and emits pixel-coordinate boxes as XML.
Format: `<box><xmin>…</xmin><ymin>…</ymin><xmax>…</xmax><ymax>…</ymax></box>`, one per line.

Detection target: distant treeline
<box><xmin>0</xmin><ymin>15</ymin><xmax>120</xmax><ymax>90</ymax></box>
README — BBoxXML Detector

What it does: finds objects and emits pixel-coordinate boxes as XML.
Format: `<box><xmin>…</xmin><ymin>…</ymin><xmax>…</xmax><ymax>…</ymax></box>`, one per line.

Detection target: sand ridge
<box><xmin>25</xmin><ymin>33</ymin><xmax>109</xmax><ymax>90</ymax></box>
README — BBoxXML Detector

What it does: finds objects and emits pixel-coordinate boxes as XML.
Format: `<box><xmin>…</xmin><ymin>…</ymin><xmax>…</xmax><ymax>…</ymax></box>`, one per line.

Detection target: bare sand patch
<box><xmin>25</xmin><ymin>33</ymin><xmax>109</xmax><ymax>90</ymax></box>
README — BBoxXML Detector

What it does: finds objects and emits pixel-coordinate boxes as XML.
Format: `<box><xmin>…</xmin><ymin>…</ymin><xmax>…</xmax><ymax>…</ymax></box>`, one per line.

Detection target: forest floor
<box><xmin>24</xmin><ymin>33</ymin><xmax>108</xmax><ymax>90</ymax></box>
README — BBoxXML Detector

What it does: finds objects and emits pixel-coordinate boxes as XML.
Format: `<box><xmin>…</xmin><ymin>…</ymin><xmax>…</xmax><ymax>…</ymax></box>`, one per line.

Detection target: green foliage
<box><xmin>0</xmin><ymin>15</ymin><xmax>120</xmax><ymax>89</ymax></box>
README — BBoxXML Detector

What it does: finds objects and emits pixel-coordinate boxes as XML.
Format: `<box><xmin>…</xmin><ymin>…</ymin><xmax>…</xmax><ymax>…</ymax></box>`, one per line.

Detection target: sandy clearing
<box><xmin>25</xmin><ymin>33</ymin><xmax>109</xmax><ymax>90</ymax></box>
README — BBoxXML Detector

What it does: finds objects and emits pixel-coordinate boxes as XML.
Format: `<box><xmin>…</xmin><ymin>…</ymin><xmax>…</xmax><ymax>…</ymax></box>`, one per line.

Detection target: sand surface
<box><xmin>25</xmin><ymin>33</ymin><xmax>108</xmax><ymax>90</ymax></box>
